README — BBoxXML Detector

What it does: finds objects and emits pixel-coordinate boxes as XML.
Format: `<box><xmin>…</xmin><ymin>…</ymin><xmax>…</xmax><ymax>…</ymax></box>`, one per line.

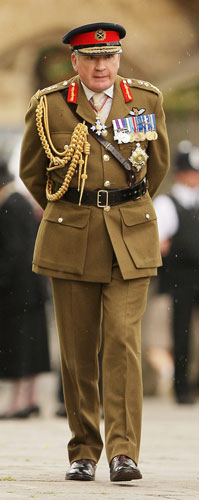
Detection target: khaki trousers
<box><xmin>51</xmin><ymin>266</ymin><xmax>149</xmax><ymax>465</ymax></box>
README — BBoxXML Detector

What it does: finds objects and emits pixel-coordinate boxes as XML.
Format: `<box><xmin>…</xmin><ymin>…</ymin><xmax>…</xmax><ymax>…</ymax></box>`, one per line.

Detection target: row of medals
<box><xmin>113</xmin><ymin>129</ymin><xmax>158</xmax><ymax>144</ymax></box>
<box><xmin>112</xmin><ymin>115</ymin><xmax>158</xmax><ymax>144</ymax></box>
<box><xmin>91</xmin><ymin>119</ymin><xmax>158</xmax><ymax>143</ymax></box>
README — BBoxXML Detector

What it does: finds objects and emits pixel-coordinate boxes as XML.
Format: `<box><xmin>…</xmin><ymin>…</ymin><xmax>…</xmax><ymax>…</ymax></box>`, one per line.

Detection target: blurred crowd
<box><xmin>0</xmin><ymin>155</ymin><xmax>51</xmax><ymax>418</ymax></box>
<box><xmin>143</xmin><ymin>140</ymin><xmax>199</xmax><ymax>405</ymax></box>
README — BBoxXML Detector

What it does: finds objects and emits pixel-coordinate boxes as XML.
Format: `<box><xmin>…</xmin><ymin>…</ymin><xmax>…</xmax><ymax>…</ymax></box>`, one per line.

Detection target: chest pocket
<box><xmin>50</xmin><ymin>132</ymin><xmax>72</xmax><ymax>152</ymax></box>
<box><xmin>33</xmin><ymin>201</ymin><xmax>90</xmax><ymax>275</ymax></box>
<box><xmin>120</xmin><ymin>195</ymin><xmax>162</xmax><ymax>269</ymax></box>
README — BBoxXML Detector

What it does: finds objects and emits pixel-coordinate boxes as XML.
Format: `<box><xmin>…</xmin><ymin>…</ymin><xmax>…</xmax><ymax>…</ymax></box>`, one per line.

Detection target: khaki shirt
<box><xmin>20</xmin><ymin>74</ymin><xmax>170</xmax><ymax>282</ymax></box>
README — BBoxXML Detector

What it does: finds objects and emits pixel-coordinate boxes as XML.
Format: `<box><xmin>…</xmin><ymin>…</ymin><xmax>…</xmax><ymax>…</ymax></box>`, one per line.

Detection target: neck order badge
<box><xmin>89</xmin><ymin>93</ymin><xmax>108</xmax><ymax>135</ymax></box>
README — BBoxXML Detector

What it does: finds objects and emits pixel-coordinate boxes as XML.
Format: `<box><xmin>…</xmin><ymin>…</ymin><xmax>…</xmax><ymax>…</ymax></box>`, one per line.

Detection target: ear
<box><xmin>71</xmin><ymin>53</ymin><xmax>78</xmax><ymax>72</ymax></box>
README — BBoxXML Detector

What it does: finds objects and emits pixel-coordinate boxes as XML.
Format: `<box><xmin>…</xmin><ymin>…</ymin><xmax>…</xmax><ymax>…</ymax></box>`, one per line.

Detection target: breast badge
<box><xmin>129</xmin><ymin>143</ymin><xmax>148</xmax><ymax>172</ymax></box>
<box><xmin>129</xmin><ymin>107</ymin><xmax>146</xmax><ymax>116</ymax></box>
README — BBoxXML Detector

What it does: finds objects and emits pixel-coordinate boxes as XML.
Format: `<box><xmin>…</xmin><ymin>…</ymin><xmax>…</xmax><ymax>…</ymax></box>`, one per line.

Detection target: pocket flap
<box><xmin>120</xmin><ymin>201</ymin><xmax>157</xmax><ymax>227</ymax></box>
<box><xmin>43</xmin><ymin>201</ymin><xmax>90</xmax><ymax>228</ymax></box>
<box><xmin>51</xmin><ymin>132</ymin><xmax>71</xmax><ymax>151</ymax></box>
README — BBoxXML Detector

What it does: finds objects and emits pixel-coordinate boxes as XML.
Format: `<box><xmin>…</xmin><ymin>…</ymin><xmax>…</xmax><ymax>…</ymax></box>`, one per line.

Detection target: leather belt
<box><xmin>55</xmin><ymin>177</ymin><xmax>147</xmax><ymax>207</ymax></box>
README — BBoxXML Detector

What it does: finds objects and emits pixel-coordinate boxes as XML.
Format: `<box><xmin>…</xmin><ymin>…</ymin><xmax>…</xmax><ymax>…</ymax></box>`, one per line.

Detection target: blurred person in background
<box><xmin>154</xmin><ymin>141</ymin><xmax>199</xmax><ymax>404</ymax></box>
<box><xmin>0</xmin><ymin>158</ymin><xmax>51</xmax><ymax>419</ymax></box>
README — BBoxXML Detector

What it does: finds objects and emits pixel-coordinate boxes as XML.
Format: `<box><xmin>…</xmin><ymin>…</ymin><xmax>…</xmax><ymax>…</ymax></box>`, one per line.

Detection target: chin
<box><xmin>92</xmin><ymin>79</ymin><xmax>110</xmax><ymax>91</ymax></box>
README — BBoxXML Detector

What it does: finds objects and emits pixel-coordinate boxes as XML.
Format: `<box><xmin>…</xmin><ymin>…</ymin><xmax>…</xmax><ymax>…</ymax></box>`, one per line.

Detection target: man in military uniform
<box><xmin>20</xmin><ymin>22</ymin><xmax>169</xmax><ymax>482</ymax></box>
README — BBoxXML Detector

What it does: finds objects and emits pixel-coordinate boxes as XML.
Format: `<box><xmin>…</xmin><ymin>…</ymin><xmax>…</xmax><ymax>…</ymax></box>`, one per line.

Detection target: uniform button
<box><xmin>103</xmin><ymin>154</ymin><xmax>110</xmax><ymax>161</ymax></box>
<box><xmin>104</xmin><ymin>180</ymin><xmax>111</xmax><ymax>187</ymax></box>
<box><xmin>102</xmin><ymin>129</ymin><xmax>108</xmax><ymax>137</ymax></box>
<box><xmin>104</xmin><ymin>206</ymin><xmax>111</xmax><ymax>212</ymax></box>
<box><xmin>145</xmin><ymin>213</ymin><xmax>150</xmax><ymax>220</ymax></box>
<box><xmin>58</xmin><ymin>217</ymin><xmax>63</xmax><ymax>223</ymax></box>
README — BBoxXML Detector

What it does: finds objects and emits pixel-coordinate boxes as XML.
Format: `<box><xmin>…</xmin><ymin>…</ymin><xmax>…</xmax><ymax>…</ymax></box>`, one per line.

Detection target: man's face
<box><xmin>71</xmin><ymin>53</ymin><xmax>120</xmax><ymax>92</ymax></box>
<box><xmin>177</xmin><ymin>170</ymin><xmax>199</xmax><ymax>187</ymax></box>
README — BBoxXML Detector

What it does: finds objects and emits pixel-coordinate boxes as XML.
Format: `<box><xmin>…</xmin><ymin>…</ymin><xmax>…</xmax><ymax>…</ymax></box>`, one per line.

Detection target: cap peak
<box><xmin>62</xmin><ymin>22</ymin><xmax>126</xmax><ymax>56</ymax></box>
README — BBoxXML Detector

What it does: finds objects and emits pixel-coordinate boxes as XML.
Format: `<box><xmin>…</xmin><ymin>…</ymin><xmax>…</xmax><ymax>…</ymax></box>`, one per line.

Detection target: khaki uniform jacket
<box><xmin>20</xmin><ymin>74</ymin><xmax>170</xmax><ymax>282</ymax></box>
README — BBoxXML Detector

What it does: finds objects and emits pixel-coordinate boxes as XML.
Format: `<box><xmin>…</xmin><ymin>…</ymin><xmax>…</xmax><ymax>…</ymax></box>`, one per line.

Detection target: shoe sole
<box><xmin>66</xmin><ymin>473</ymin><xmax>95</xmax><ymax>481</ymax></box>
<box><xmin>110</xmin><ymin>468</ymin><xmax>142</xmax><ymax>482</ymax></box>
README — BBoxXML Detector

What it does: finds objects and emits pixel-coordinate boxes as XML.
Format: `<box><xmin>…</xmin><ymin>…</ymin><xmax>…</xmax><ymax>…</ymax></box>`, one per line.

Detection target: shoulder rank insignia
<box><xmin>120</xmin><ymin>80</ymin><xmax>133</xmax><ymax>102</ymax></box>
<box><xmin>35</xmin><ymin>80</ymin><xmax>69</xmax><ymax>99</ymax></box>
<box><xmin>137</xmin><ymin>80</ymin><xmax>160</xmax><ymax>93</ymax></box>
<box><xmin>67</xmin><ymin>82</ymin><xmax>78</xmax><ymax>103</ymax></box>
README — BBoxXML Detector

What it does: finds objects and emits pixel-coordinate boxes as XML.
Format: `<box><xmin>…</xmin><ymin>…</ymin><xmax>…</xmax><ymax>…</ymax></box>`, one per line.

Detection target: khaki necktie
<box><xmin>92</xmin><ymin>92</ymin><xmax>107</xmax><ymax>123</ymax></box>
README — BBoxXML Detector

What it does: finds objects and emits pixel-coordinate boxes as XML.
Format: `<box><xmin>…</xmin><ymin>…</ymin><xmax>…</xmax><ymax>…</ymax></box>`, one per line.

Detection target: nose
<box><xmin>95</xmin><ymin>57</ymin><xmax>106</xmax><ymax>71</ymax></box>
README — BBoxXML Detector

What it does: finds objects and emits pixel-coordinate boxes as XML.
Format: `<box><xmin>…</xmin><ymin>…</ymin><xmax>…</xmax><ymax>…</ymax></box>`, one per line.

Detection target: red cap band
<box><xmin>70</xmin><ymin>30</ymin><xmax>120</xmax><ymax>47</ymax></box>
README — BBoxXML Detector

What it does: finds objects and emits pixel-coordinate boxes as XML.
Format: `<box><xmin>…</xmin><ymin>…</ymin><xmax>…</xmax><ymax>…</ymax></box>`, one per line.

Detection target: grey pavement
<box><xmin>0</xmin><ymin>385</ymin><xmax>199</xmax><ymax>500</ymax></box>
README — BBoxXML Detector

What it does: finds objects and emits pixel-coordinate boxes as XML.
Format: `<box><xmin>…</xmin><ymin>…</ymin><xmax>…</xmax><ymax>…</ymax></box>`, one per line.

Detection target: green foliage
<box><xmin>0</xmin><ymin>476</ymin><xmax>16</xmax><ymax>481</ymax></box>
<box><xmin>164</xmin><ymin>81</ymin><xmax>199</xmax><ymax>114</ymax></box>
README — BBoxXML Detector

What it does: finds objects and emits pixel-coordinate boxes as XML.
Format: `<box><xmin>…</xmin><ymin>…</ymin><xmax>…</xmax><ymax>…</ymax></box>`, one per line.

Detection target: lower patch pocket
<box><xmin>120</xmin><ymin>199</ymin><xmax>162</xmax><ymax>269</ymax></box>
<box><xmin>33</xmin><ymin>201</ymin><xmax>91</xmax><ymax>275</ymax></box>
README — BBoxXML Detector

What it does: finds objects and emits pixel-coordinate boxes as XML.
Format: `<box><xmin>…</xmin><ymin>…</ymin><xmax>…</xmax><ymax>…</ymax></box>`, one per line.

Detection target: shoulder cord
<box><xmin>35</xmin><ymin>94</ymin><xmax>90</xmax><ymax>203</ymax></box>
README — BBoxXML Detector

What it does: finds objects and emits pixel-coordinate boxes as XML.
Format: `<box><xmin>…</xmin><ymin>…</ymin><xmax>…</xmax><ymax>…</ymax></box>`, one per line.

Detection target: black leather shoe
<box><xmin>110</xmin><ymin>455</ymin><xmax>142</xmax><ymax>482</ymax></box>
<box><xmin>176</xmin><ymin>393</ymin><xmax>195</xmax><ymax>405</ymax></box>
<box><xmin>65</xmin><ymin>459</ymin><xmax>96</xmax><ymax>481</ymax></box>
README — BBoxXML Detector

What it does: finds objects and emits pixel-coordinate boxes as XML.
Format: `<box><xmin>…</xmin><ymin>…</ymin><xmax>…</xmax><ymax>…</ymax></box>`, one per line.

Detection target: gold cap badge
<box><xmin>95</xmin><ymin>29</ymin><xmax>106</xmax><ymax>41</ymax></box>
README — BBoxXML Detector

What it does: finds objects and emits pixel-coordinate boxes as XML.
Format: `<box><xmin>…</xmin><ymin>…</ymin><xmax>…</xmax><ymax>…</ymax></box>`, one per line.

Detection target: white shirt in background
<box><xmin>153</xmin><ymin>182</ymin><xmax>199</xmax><ymax>242</ymax></box>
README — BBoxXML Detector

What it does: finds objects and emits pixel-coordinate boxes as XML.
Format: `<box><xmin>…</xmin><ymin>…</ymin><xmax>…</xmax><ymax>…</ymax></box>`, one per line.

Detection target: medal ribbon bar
<box><xmin>112</xmin><ymin>114</ymin><xmax>158</xmax><ymax>143</ymax></box>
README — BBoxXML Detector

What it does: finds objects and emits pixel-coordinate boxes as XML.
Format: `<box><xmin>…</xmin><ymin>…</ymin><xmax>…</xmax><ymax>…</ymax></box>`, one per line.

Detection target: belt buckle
<box><xmin>97</xmin><ymin>190</ymin><xmax>109</xmax><ymax>208</ymax></box>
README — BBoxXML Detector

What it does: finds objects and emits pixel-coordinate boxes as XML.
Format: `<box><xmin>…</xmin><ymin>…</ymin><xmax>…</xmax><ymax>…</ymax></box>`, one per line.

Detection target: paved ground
<box><xmin>0</xmin><ymin>388</ymin><xmax>198</xmax><ymax>500</ymax></box>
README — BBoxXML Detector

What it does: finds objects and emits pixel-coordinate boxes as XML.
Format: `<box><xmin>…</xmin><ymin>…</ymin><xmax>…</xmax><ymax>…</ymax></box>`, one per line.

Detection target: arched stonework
<box><xmin>0</xmin><ymin>0</ymin><xmax>198</xmax><ymax>126</ymax></box>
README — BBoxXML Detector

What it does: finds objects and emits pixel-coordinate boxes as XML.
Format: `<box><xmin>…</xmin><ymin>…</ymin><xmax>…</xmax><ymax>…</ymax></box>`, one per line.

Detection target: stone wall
<box><xmin>0</xmin><ymin>0</ymin><xmax>198</xmax><ymax>127</ymax></box>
